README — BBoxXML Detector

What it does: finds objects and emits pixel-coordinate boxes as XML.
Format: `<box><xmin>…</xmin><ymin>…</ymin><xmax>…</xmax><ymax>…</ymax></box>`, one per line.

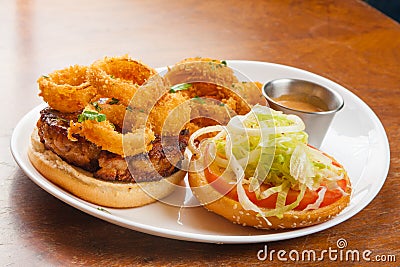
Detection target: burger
<box><xmin>28</xmin><ymin>56</ymin><xmax>188</xmax><ymax>208</ymax></box>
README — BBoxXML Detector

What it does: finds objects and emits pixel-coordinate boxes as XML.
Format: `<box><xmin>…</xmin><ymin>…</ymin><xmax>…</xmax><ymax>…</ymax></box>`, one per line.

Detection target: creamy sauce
<box><xmin>273</xmin><ymin>94</ymin><xmax>328</xmax><ymax>112</ymax></box>
<box><xmin>275</xmin><ymin>100</ymin><xmax>324</xmax><ymax>112</ymax></box>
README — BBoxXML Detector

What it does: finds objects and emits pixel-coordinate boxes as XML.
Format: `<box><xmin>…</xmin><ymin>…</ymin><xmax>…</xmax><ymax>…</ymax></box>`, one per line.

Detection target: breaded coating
<box><xmin>164</xmin><ymin>57</ymin><xmax>239</xmax><ymax>88</ymax></box>
<box><xmin>38</xmin><ymin>65</ymin><xmax>96</xmax><ymax>113</ymax></box>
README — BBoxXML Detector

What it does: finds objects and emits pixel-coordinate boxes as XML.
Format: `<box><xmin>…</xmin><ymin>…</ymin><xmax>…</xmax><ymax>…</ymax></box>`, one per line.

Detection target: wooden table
<box><xmin>1</xmin><ymin>0</ymin><xmax>399</xmax><ymax>265</ymax></box>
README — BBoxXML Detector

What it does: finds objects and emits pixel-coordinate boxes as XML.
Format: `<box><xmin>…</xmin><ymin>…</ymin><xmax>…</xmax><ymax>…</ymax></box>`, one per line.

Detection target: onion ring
<box><xmin>147</xmin><ymin>92</ymin><xmax>191</xmax><ymax>135</ymax></box>
<box><xmin>87</xmin><ymin>55</ymin><xmax>157</xmax><ymax>106</ymax></box>
<box><xmin>94</xmin><ymin>102</ymin><xmax>150</xmax><ymax>132</ymax></box>
<box><xmin>92</xmin><ymin>100</ymin><xmax>150</xmax><ymax>133</ymax></box>
<box><xmin>189</xmin><ymin>82</ymin><xmax>255</xmax><ymax>121</ymax></box>
<box><xmin>38</xmin><ymin>65</ymin><xmax>96</xmax><ymax>113</ymax></box>
<box><xmin>230</xmin><ymin>81</ymin><xmax>266</xmax><ymax>106</ymax></box>
<box><xmin>68</xmin><ymin>119</ymin><xmax>155</xmax><ymax>157</ymax></box>
<box><xmin>89</xmin><ymin>97</ymin><xmax>128</xmax><ymax>130</ymax></box>
<box><xmin>164</xmin><ymin>57</ymin><xmax>239</xmax><ymax>88</ymax></box>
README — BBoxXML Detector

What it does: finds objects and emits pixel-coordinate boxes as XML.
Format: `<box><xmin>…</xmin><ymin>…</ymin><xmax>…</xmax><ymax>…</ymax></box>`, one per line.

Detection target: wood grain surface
<box><xmin>1</xmin><ymin>0</ymin><xmax>399</xmax><ymax>266</ymax></box>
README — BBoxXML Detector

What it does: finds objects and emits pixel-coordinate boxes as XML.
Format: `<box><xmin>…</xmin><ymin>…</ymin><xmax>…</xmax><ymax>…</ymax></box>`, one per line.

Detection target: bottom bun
<box><xmin>28</xmin><ymin>129</ymin><xmax>186</xmax><ymax>208</ymax></box>
<box><xmin>188</xmin><ymin>170</ymin><xmax>351</xmax><ymax>229</ymax></box>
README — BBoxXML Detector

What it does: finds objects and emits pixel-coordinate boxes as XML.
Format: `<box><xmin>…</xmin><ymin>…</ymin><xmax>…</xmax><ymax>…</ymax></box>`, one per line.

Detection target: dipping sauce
<box><xmin>273</xmin><ymin>94</ymin><xmax>328</xmax><ymax>113</ymax></box>
<box><xmin>274</xmin><ymin>99</ymin><xmax>324</xmax><ymax>112</ymax></box>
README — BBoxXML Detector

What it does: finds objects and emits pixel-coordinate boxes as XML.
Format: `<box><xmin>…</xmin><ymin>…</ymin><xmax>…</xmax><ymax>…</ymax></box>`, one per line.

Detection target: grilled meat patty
<box><xmin>37</xmin><ymin>108</ymin><xmax>101</xmax><ymax>172</ymax></box>
<box><xmin>37</xmin><ymin>107</ymin><xmax>188</xmax><ymax>183</ymax></box>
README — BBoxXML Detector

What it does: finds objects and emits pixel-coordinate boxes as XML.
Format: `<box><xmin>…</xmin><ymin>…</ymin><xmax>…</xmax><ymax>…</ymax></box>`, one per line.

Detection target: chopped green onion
<box><xmin>78</xmin><ymin>110</ymin><xmax>106</xmax><ymax>123</ymax></box>
<box><xmin>91</xmin><ymin>101</ymin><xmax>102</xmax><ymax>112</ymax></box>
<box><xmin>109</xmin><ymin>97</ymin><xmax>120</xmax><ymax>105</ymax></box>
<box><xmin>192</xmin><ymin>96</ymin><xmax>205</xmax><ymax>104</ymax></box>
<box><xmin>97</xmin><ymin>207</ymin><xmax>111</xmax><ymax>214</ymax></box>
<box><xmin>169</xmin><ymin>83</ymin><xmax>192</xmax><ymax>93</ymax></box>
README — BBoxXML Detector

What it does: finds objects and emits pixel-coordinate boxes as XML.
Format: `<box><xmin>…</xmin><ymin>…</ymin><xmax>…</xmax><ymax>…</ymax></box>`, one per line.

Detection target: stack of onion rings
<box><xmin>37</xmin><ymin>56</ymin><xmax>266</xmax><ymax>158</ymax></box>
<box><xmin>38</xmin><ymin>55</ymin><xmax>158</xmax><ymax>157</ymax></box>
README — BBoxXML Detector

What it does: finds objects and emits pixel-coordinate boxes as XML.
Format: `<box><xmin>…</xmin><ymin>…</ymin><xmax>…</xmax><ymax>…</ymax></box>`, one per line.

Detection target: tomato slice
<box><xmin>204</xmin><ymin>164</ymin><xmax>347</xmax><ymax>211</ymax></box>
<box><xmin>243</xmin><ymin>184</ymin><xmax>277</xmax><ymax>209</ymax></box>
<box><xmin>285</xmin><ymin>188</ymin><xmax>318</xmax><ymax>210</ymax></box>
<box><xmin>319</xmin><ymin>179</ymin><xmax>347</xmax><ymax>207</ymax></box>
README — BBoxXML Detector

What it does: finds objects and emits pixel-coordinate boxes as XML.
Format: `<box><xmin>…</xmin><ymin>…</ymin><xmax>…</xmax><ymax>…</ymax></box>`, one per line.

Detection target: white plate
<box><xmin>11</xmin><ymin>61</ymin><xmax>390</xmax><ymax>244</ymax></box>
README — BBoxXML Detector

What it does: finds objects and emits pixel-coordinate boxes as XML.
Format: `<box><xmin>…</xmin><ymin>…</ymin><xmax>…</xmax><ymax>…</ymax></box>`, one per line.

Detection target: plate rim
<box><xmin>10</xmin><ymin>60</ymin><xmax>390</xmax><ymax>244</ymax></box>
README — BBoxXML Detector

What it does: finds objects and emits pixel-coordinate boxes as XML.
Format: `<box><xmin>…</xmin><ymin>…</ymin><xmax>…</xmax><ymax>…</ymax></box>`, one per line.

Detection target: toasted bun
<box><xmin>188</xmin><ymin>163</ymin><xmax>351</xmax><ymax>229</ymax></box>
<box><xmin>28</xmin><ymin>129</ymin><xmax>186</xmax><ymax>208</ymax></box>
